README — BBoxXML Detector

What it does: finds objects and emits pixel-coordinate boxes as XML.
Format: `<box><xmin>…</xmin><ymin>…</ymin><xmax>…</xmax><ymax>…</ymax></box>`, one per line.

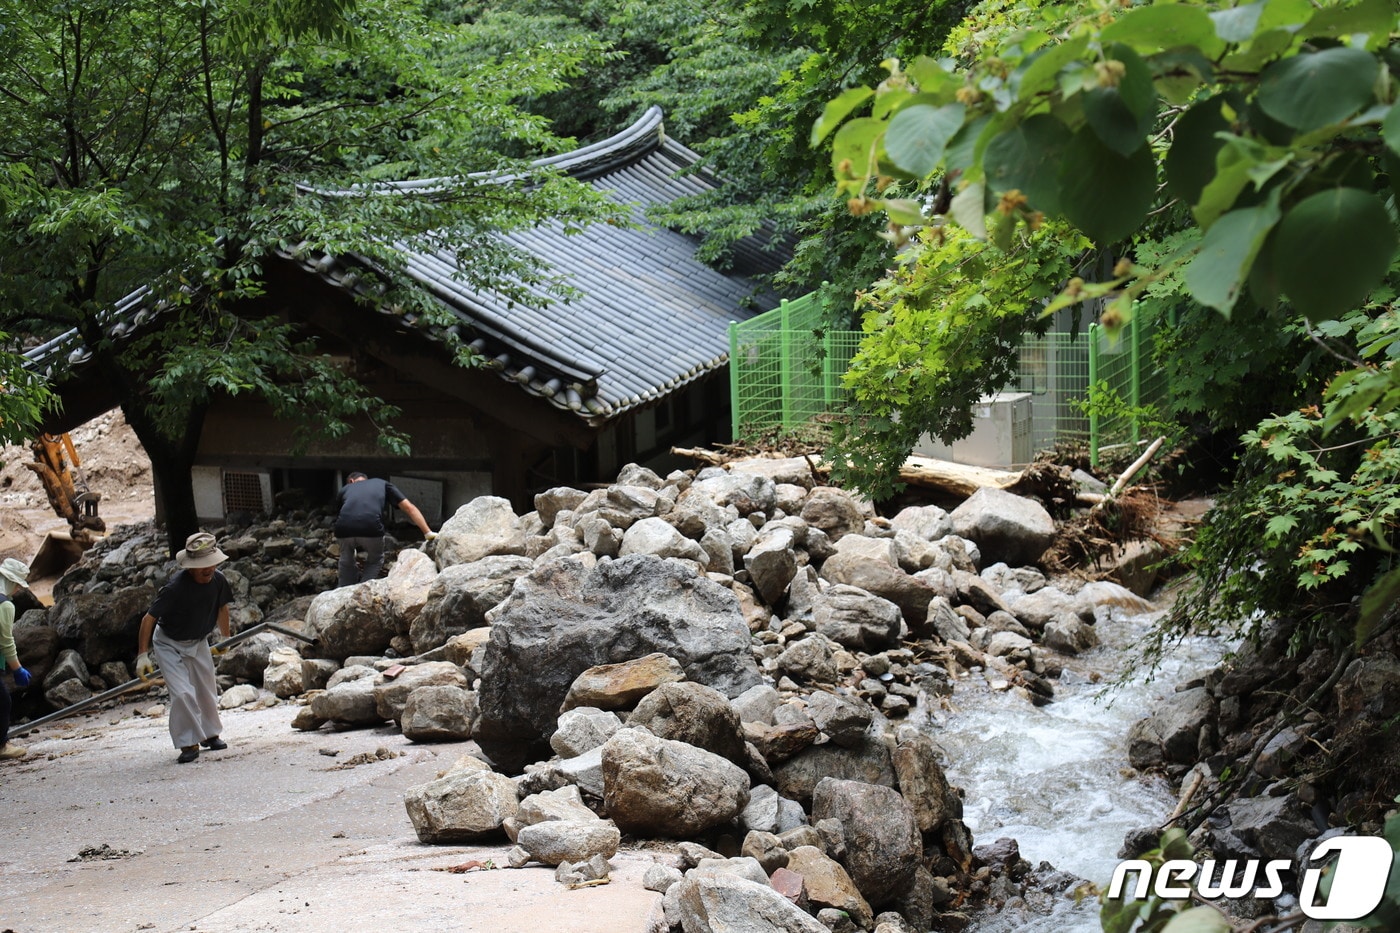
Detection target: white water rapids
<box><xmin>918</xmin><ymin>601</ymin><xmax>1231</xmax><ymax>931</ymax></box>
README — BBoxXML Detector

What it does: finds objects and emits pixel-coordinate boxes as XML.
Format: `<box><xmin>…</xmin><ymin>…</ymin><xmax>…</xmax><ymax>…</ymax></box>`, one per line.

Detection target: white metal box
<box><xmin>912</xmin><ymin>391</ymin><xmax>1034</xmax><ymax>469</ymax></box>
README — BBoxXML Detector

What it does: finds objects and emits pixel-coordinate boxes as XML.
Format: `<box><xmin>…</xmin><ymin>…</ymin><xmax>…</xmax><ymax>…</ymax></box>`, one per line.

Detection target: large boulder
<box><xmin>800</xmin><ymin>488</ymin><xmax>866</xmax><ymax>542</ymax></box>
<box><xmin>373</xmin><ymin>661</ymin><xmax>470</xmax><ymax>723</ymax></box>
<box><xmin>818</xmin><ymin>552</ymin><xmax>936</xmax><ymax>627</ymax></box>
<box><xmin>809</xmin><ymin>585</ymin><xmax>902</xmax><ymax>651</ymax></box>
<box><xmin>403</xmin><ymin>767</ymin><xmax>520</xmax><ymax>843</ymax></box>
<box><xmin>475</xmin><ymin>555</ymin><xmax>763</xmax><ymax>771</ymax></box>
<box><xmin>670</xmin><ymin>874</ymin><xmax>828</xmax><ymax>933</ymax></box>
<box><xmin>601</xmin><ymin>729</ymin><xmax>751</xmax><ymax>837</ymax></box>
<box><xmin>949</xmin><ymin>487</ymin><xmax>1056</xmax><ymax>567</ymax></box>
<box><xmin>45</xmin><ymin>585</ymin><xmax>155</xmax><ymax>668</ymax></box>
<box><xmin>770</xmin><ymin>735</ymin><xmax>897</xmax><ymax>806</ymax></box>
<box><xmin>1127</xmin><ymin>686</ymin><xmax>1216</xmax><ymax>769</ymax></box>
<box><xmin>811</xmin><ymin>778</ymin><xmax>922</xmax><ymax>907</ymax></box>
<box><xmin>409</xmin><ymin>556</ymin><xmax>534</xmax><ymax>654</ymax></box>
<box><xmin>560</xmin><ymin>653</ymin><xmax>688</xmax><ymax>712</ymax></box>
<box><xmin>382</xmin><ymin>548</ymin><xmax>440</xmax><ymax>634</ymax></box>
<box><xmin>628</xmin><ymin>681</ymin><xmax>747</xmax><ymax>765</ymax></box>
<box><xmin>304</xmin><ymin>582</ymin><xmax>398</xmax><ymax>661</ymax></box>
<box><xmin>435</xmin><ymin>497</ymin><xmax>527</xmax><ymax>568</ymax></box>
<box><xmin>401</xmin><ymin>685</ymin><xmax>477</xmax><ymax>742</ymax></box>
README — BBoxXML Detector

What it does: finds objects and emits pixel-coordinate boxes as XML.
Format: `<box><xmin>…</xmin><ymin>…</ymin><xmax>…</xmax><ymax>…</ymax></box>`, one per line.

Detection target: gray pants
<box><xmin>337</xmin><ymin>535</ymin><xmax>385</xmax><ymax>587</ymax></box>
<box><xmin>151</xmin><ymin>627</ymin><xmax>222</xmax><ymax>749</ymax></box>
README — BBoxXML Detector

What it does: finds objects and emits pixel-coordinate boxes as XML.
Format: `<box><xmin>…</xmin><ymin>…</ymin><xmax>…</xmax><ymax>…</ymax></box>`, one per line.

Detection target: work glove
<box><xmin>425</xmin><ymin>531</ymin><xmax>438</xmax><ymax>541</ymax></box>
<box><xmin>136</xmin><ymin>652</ymin><xmax>155</xmax><ymax>680</ymax></box>
<box><xmin>12</xmin><ymin>667</ymin><xmax>30</xmax><ymax>688</ymax></box>
<box><xmin>210</xmin><ymin>642</ymin><xmax>228</xmax><ymax>657</ymax></box>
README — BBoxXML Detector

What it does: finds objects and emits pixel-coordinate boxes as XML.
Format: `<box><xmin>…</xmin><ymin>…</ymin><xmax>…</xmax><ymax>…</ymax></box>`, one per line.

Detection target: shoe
<box><xmin>177</xmin><ymin>746</ymin><xmax>200</xmax><ymax>764</ymax></box>
<box><xmin>0</xmin><ymin>744</ymin><xmax>27</xmax><ymax>760</ymax></box>
<box><xmin>202</xmin><ymin>736</ymin><xmax>228</xmax><ymax>751</ymax></box>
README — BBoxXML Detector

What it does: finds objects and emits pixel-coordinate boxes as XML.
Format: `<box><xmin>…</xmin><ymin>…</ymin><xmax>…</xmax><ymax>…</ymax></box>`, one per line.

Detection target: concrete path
<box><xmin>2</xmin><ymin>699</ymin><xmax>661</xmax><ymax>933</ymax></box>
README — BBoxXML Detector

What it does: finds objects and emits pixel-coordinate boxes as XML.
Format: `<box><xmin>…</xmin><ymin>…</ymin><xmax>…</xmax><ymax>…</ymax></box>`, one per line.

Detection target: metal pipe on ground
<box><xmin>10</xmin><ymin>620</ymin><xmax>317</xmax><ymax>738</ymax></box>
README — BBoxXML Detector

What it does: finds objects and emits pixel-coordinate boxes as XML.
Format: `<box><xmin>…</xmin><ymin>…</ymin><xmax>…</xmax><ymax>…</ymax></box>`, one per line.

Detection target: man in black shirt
<box><xmin>334</xmin><ymin>472</ymin><xmax>436</xmax><ymax>587</ymax></box>
<box><xmin>135</xmin><ymin>532</ymin><xmax>234</xmax><ymax>764</ymax></box>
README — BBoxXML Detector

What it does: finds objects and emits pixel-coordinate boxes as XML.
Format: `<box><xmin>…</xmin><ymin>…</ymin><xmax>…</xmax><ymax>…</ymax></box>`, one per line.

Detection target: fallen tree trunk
<box><xmin>671</xmin><ymin>447</ymin><xmax>1023</xmax><ymax>498</ymax></box>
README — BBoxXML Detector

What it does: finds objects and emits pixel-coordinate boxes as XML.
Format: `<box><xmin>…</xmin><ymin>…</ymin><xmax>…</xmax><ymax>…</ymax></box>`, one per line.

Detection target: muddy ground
<box><xmin>0</xmin><ymin>410</ymin><xmax>157</xmax><ymax>599</ymax></box>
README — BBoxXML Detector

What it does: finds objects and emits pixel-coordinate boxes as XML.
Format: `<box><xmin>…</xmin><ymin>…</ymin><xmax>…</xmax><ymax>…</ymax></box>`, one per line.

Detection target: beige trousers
<box><xmin>151</xmin><ymin>627</ymin><xmax>223</xmax><ymax>749</ymax></box>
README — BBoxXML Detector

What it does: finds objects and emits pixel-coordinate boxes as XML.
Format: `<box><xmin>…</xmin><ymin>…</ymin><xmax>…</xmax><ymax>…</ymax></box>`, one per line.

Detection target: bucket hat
<box><xmin>176</xmin><ymin>532</ymin><xmax>228</xmax><ymax>570</ymax></box>
<box><xmin>0</xmin><ymin>557</ymin><xmax>29</xmax><ymax>586</ymax></box>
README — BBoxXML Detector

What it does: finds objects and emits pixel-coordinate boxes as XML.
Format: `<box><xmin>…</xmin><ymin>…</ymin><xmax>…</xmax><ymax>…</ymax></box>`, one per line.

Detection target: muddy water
<box><xmin>919</xmin><ymin>602</ymin><xmax>1229</xmax><ymax>931</ymax></box>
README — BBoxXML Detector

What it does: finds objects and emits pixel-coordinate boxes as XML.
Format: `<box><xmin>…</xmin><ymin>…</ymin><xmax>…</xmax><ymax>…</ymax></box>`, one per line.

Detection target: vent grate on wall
<box><xmin>222</xmin><ymin>470</ymin><xmax>268</xmax><ymax>514</ymax></box>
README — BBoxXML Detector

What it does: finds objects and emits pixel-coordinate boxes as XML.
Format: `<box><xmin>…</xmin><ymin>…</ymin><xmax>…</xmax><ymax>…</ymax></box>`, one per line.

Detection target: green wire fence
<box><xmin>729</xmin><ymin>295</ymin><xmax>1168</xmax><ymax>467</ymax></box>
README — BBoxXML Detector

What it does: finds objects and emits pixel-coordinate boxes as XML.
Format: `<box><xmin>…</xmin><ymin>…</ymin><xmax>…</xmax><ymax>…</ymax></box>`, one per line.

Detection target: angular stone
<box><xmin>601</xmin><ymin>729</ymin><xmax>750</xmax><ymax>837</ymax></box>
<box><xmin>403</xmin><ymin>769</ymin><xmax>520</xmax><ymax>843</ymax></box>
<box><xmin>561</xmin><ymin>653</ymin><xmax>687</xmax><ymax>713</ymax></box>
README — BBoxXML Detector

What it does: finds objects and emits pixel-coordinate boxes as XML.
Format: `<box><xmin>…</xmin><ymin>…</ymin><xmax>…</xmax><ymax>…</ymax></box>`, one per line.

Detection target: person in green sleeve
<box><xmin>1</xmin><ymin>557</ymin><xmax>33</xmax><ymax>761</ymax></box>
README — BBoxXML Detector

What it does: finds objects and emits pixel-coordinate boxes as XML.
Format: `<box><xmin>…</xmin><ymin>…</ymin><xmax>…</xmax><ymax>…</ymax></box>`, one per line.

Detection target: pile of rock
<box><xmin>13</xmin><ymin>458</ymin><xmax>1157</xmax><ymax>931</ymax></box>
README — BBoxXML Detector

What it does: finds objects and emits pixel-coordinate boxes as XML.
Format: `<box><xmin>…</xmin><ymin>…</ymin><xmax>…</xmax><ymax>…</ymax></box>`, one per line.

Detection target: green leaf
<box><xmin>1257</xmin><ymin>0</ymin><xmax>1319</xmax><ymax>31</ymax></box>
<box><xmin>1166</xmin><ymin>96</ymin><xmax>1231</xmax><ymax>205</ymax></box>
<box><xmin>1149</xmin><ymin>47</ymin><xmax>1215</xmax><ymax>105</ymax></box>
<box><xmin>1193</xmin><ymin>136</ymin><xmax>1290</xmax><ymax>229</ymax></box>
<box><xmin>1101</xmin><ymin>896</ymin><xmax>1148</xmax><ymax>933</ymax></box>
<box><xmin>1357</xmin><ymin>567</ymin><xmax>1400</xmax><ymax>648</ymax></box>
<box><xmin>906</xmin><ymin>56</ymin><xmax>958</xmax><ymax>99</ymax></box>
<box><xmin>1384</xmin><ymin>100</ymin><xmax>1400</xmax><ymax>158</ymax></box>
<box><xmin>1082</xmin><ymin>44</ymin><xmax>1157</xmax><ymax>156</ymax></box>
<box><xmin>950</xmin><ymin>180</ymin><xmax>988</xmax><ymax>239</ymax></box>
<box><xmin>1210</xmin><ymin>2</ymin><xmax>1265</xmax><ymax>43</ymax></box>
<box><xmin>1304</xmin><ymin>0</ymin><xmax>1398</xmax><ymax>43</ymax></box>
<box><xmin>1272</xmin><ymin>188</ymin><xmax>1399</xmax><ymax>322</ymax></box>
<box><xmin>1265</xmin><ymin>513</ymin><xmax>1300</xmax><ymax>540</ymax></box>
<box><xmin>1257</xmin><ymin>47</ymin><xmax>1382</xmax><ymax>132</ymax></box>
<box><xmin>1013</xmin><ymin>35</ymin><xmax>1089</xmax><ymax>101</ymax></box>
<box><xmin>1160</xmin><ymin>828</ymin><xmax>1194</xmax><ymax>860</ymax></box>
<box><xmin>1161</xmin><ymin>907</ymin><xmax>1233</xmax><ymax>933</ymax></box>
<box><xmin>982</xmin><ymin>114</ymin><xmax>1071</xmax><ymax>215</ymax></box>
<box><xmin>813</xmin><ymin>86</ymin><xmax>875</xmax><ymax>147</ymax></box>
<box><xmin>945</xmin><ymin>113</ymin><xmax>992</xmax><ymax>174</ymax></box>
<box><xmin>884</xmin><ymin>103</ymin><xmax>965</xmax><ymax>178</ymax></box>
<box><xmin>831</xmin><ymin>117</ymin><xmax>884</xmax><ymax>180</ymax></box>
<box><xmin>881</xmin><ymin>198</ymin><xmax>924</xmax><ymax>226</ymax></box>
<box><xmin>1101</xmin><ymin>4</ymin><xmax>1223</xmax><ymax>56</ymax></box>
<box><xmin>1184</xmin><ymin>191</ymin><xmax>1282</xmax><ymax>315</ymax></box>
<box><xmin>1058</xmin><ymin>126</ymin><xmax>1156</xmax><ymax>245</ymax></box>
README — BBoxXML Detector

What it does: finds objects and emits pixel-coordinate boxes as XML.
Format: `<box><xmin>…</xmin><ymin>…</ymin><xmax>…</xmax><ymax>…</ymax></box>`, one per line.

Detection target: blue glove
<box><xmin>13</xmin><ymin>667</ymin><xmax>31</xmax><ymax>688</ymax></box>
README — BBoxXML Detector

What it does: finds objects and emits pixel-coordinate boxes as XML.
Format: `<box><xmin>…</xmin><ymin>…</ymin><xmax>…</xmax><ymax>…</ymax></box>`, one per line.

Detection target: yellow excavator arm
<box><xmin>23</xmin><ymin>433</ymin><xmax>105</xmax><ymax>579</ymax></box>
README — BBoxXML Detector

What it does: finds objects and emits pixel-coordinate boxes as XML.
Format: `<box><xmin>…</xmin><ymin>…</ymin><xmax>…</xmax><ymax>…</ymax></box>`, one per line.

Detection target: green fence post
<box><xmin>1130</xmin><ymin>315</ymin><xmax>1141</xmax><ymax>447</ymax></box>
<box><xmin>728</xmin><ymin>321</ymin><xmax>740</xmax><ymax>439</ymax></box>
<box><xmin>779</xmin><ymin>301</ymin><xmax>793</xmax><ymax>431</ymax></box>
<box><xmin>1088</xmin><ymin>322</ymin><xmax>1100</xmax><ymax>468</ymax></box>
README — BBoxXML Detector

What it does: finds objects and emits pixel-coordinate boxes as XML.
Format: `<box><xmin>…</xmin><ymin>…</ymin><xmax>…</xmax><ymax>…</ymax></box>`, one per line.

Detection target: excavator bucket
<box><xmin>29</xmin><ymin>529</ymin><xmax>90</xmax><ymax>581</ymax></box>
<box><xmin>21</xmin><ymin>432</ymin><xmax>105</xmax><ymax>584</ymax></box>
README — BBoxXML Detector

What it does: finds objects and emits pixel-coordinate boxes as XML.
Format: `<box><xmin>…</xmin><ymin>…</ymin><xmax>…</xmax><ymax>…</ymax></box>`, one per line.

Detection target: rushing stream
<box><xmin>918</xmin><ymin>601</ymin><xmax>1231</xmax><ymax>932</ymax></box>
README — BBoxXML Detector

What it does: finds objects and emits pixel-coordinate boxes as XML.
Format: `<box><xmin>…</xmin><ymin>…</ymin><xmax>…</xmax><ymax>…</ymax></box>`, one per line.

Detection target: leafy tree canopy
<box><xmin>817</xmin><ymin>0</ymin><xmax>1400</xmax><ymax>641</ymax></box>
<box><xmin>0</xmin><ymin>0</ymin><xmax>621</xmax><ymax>547</ymax></box>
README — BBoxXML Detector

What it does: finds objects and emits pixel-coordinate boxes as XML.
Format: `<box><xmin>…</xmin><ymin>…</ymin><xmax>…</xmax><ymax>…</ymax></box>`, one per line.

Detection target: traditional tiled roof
<box><xmin>25</xmin><ymin>107</ymin><xmax>784</xmax><ymax>427</ymax></box>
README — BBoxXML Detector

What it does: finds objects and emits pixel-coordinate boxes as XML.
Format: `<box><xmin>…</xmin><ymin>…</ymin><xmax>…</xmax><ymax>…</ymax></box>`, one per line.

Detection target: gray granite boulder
<box><xmin>475</xmin><ymin>555</ymin><xmax>762</xmax><ymax>771</ymax></box>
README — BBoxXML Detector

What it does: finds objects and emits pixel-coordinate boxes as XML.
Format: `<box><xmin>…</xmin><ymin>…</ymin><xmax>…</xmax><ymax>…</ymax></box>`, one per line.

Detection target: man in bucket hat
<box><xmin>1</xmin><ymin>557</ymin><xmax>33</xmax><ymax>761</ymax></box>
<box><xmin>135</xmin><ymin>533</ymin><xmax>234</xmax><ymax>763</ymax></box>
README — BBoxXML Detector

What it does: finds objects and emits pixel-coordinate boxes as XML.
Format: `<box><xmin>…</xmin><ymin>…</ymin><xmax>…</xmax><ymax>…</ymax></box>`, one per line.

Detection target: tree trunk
<box><xmin>119</xmin><ymin>398</ymin><xmax>207</xmax><ymax>559</ymax></box>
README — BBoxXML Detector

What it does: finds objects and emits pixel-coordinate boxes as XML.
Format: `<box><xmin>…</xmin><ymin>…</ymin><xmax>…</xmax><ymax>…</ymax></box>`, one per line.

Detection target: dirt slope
<box><xmin>0</xmin><ymin>409</ymin><xmax>156</xmax><ymax>567</ymax></box>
